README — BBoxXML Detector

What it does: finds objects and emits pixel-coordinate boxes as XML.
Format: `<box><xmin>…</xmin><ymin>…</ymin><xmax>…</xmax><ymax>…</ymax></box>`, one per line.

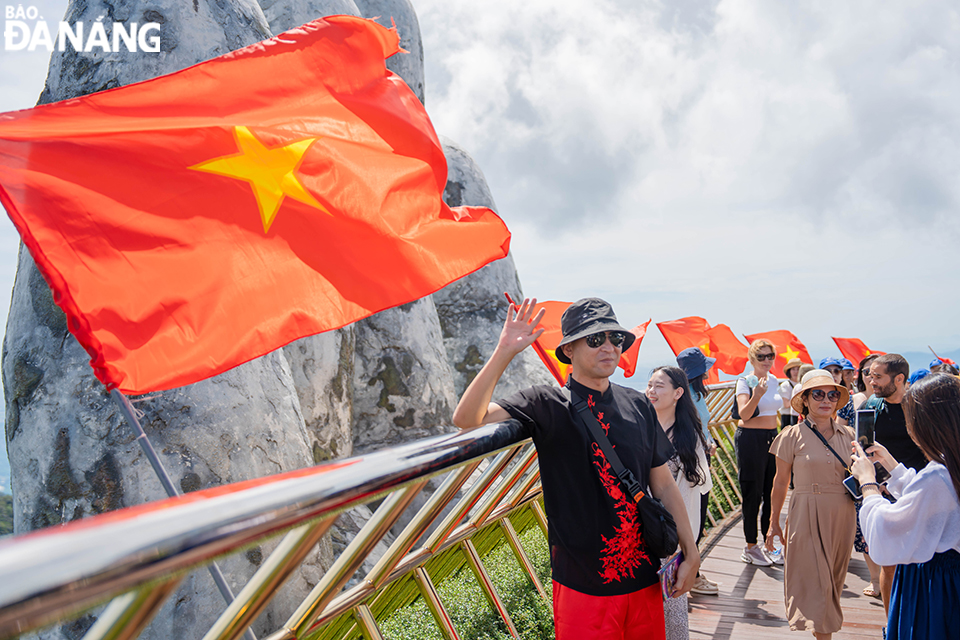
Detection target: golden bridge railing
<box><xmin>0</xmin><ymin>382</ymin><xmax>748</xmax><ymax>640</ymax></box>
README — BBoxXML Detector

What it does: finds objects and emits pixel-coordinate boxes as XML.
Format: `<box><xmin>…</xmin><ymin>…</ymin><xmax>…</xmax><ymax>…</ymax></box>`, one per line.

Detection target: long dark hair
<box><xmin>903</xmin><ymin>373</ymin><xmax>960</xmax><ymax>501</ymax></box>
<box><xmin>688</xmin><ymin>373</ymin><xmax>709</xmax><ymax>402</ymax></box>
<box><xmin>652</xmin><ymin>366</ymin><xmax>708</xmax><ymax>485</ymax></box>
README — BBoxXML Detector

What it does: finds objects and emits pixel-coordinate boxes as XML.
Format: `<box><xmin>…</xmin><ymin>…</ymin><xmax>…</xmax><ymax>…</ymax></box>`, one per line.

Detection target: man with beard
<box><xmin>866</xmin><ymin>353</ymin><xmax>927</xmax><ymax>613</ymax></box>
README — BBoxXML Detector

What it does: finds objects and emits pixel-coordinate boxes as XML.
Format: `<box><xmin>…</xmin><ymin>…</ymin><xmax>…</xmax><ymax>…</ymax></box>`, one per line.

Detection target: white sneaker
<box><xmin>740</xmin><ymin>545</ymin><xmax>773</xmax><ymax>566</ymax></box>
<box><xmin>690</xmin><ymin>574</ymin><xmax>720</xmax><ymax>595</ymax></box>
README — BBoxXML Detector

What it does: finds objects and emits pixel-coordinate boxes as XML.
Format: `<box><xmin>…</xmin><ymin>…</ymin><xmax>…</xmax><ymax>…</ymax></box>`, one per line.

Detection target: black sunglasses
<box><xmin>584</xmin><ymin>331</ymin><xmax>626</xmax><ymax>349</ymax></box>
<box><xmin>808</xmin><ymin>389</ymin><xmax>842</xmax><ymax>402</ymax></box>
<box><xmin>755</xmin><ymin>353</ymin><xmax>776</xmax><ymax>361</ymax></box>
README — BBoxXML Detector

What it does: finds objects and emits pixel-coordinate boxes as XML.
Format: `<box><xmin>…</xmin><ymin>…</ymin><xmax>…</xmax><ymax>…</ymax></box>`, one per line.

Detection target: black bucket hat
<box><xmin>555</xmin><ymin>298</ymin><xmax>635</xmax><ymax>364</ymax></box>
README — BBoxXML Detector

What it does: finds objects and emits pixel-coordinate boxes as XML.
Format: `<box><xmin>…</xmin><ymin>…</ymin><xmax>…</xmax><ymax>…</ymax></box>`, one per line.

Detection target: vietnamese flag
<box><xmin>744</xmin><ymin>330</ymin><xmax>813</xmax><ymax>378</ymax></box>
<box><xmin>0</xmin><ymin>17</ymin><xmax>511</xmax><ymax>394</ymax></box>
<box><xmin>832</xmin><ymin>337</ymin><xmax>885</xmax><ymax>367</ymax></box>
<box><xmin>657</xmin><ymin>317</ymin><xmax>718</xmax><ymax>383</ymax></box>
<box><xmin>706</xmin><ymin>324</ymin><xmax>749</xmax><ymax>376</ymax></box>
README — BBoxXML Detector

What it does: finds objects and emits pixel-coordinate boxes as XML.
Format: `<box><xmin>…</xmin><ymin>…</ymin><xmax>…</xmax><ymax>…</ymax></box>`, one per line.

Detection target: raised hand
<box><xmin>498</xmin><ymin>297</ymin><xmax>546</xmax><ymax>356</ymax></box>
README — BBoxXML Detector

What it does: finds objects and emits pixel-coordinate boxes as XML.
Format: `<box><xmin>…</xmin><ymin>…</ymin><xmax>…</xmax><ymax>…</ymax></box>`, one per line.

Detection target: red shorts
<box><xmin>552</xmin><ymin>580</ymin><xmax>665</xmax><ymax>640</ymax></box>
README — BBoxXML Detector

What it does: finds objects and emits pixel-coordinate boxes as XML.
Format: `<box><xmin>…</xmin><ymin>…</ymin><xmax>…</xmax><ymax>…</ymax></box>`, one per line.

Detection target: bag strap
<box><xmin>562</xmin><ymin>387</ymin><xmax>646</xmax><ymax>502</ymax></box>
<box><xmin>802</xmin><ymin>419</ymin><xmax>850</xmax><ymax>473</ymax></box>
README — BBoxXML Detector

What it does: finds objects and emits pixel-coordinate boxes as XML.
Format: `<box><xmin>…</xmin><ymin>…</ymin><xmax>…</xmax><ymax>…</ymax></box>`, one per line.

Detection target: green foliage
<box><xmin>0</xmin><ymin>494</ymin><xmax>12</xmax><ymax>536</ymax></box>
<box><xmin>380</xmin><ymin>522</ymin><xmax>554</xmax><ymax>640</ymax></box>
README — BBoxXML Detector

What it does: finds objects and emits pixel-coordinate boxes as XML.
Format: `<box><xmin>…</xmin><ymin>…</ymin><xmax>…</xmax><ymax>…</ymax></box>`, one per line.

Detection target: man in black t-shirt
<box><xmin>453</xmin><ymin>297</ymin><xmax>700</xmax><ymax>640</ymax></box>
<box><xmin>867</xmin><ymin>353</ymin><xmax>926</xmax><ymax>613</ymax></box>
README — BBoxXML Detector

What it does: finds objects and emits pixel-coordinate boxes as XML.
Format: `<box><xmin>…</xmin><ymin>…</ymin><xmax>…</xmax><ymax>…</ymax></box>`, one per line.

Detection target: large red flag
<box><xmin>832</xmin><ymin>337</ymin><xmax>885</xmax><ymax>367</ymax></box>
<box><xmin>744</xmin><ymin>330</ymin><xmax>813</xmax><ymax>378</ymax></box>
<box><xmin>705</xmin><ymin>324</ymin><xmax>749</xmax><ymax>376</ymax></box>
<box><xmin>0</xmin><ymin>17</ymin><xmax>510</xmax><ymax>394</ymax></box>
<box><xmin>657</xmin><ymin>317</ymin><xmax>718</xmax><ymax>384</ymax></box>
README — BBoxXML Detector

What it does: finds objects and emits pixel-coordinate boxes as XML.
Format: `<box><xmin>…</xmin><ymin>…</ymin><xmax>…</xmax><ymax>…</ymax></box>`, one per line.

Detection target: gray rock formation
<box><xmin>352</xmin><ymin>297</ymin><xmax>456</xmax><ymax>454</ymax></box>
<box><xmin>433</xmin><ymin>138</ymin><xmax>555</xmax><ymax>398</ymax></box>
<box><xmin>354</xmin><ymin>0</ymin><xmax>424</xmax><ymax>104</ymax></box>
<box><xmin>259</xmin><ymin>0</ymin><xmax>361</xmax><ymax>35</ymax></box>
<box><xmin>283</xmin><ymin>328</ymin><xmax>355</xmax><ymax>463</ymax></box>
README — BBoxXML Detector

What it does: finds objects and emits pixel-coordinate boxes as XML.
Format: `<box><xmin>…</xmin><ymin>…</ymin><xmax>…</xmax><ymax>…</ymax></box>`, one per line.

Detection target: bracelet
<box><xmin>860</xmin><ymin>482</ymin><xmax>882</xmax><ymax>492</ymax></box>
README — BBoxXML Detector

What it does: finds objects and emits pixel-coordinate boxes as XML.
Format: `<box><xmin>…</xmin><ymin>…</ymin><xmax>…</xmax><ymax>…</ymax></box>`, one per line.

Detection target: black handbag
<box><xmin>731</xmin><ymin>377</ymin><xmax>760</xmax><ymax>421</ymax></box>
<box><xmin>566</xmin><ymin>389</ymin><xmax>679</xmax><ymax>558</ymax></box>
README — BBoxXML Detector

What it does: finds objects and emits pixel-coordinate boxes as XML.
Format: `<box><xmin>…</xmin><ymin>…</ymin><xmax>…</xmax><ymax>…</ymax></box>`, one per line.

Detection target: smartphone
<box><xmin>843</xmin><ymin>475</ymin><xmax>862</xmax><ymax>500</ymax></box>
<box><xmin>856</xmin><ymin>410</ymin><xmax>876</xmax><ymax>448</ymax></box>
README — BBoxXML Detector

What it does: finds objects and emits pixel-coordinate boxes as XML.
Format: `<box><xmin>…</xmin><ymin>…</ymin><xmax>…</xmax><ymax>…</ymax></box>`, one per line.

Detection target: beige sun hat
<box><xmin>783</xmin><ymin>358</ymin><xmax>803</xmax><ymax>376</ymax></box>
<box><xmin>791</xmin><ymin>369</ymin><xmax>850</xmax><ymax>415</ymax></box>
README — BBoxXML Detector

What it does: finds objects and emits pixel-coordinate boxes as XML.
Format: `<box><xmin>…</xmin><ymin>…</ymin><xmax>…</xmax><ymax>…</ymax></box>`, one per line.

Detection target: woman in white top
<box><xmin>647</xmin><ymin>366</ymin><xmax>712</xmax><ymax>640</ymax></box>
<box><xmin>851</xmin><ymin>373</ymin><xmax>960</xmax><ymax>640</ymax></box>
<box><xmin>735</xmin><ymin>339</ymin><xmax>782</xmax><ymax>566</ymax></box>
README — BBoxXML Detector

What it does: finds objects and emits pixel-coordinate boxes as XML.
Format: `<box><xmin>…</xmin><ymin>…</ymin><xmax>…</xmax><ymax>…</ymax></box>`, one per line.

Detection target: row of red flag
<box><xmin>523</xmin><ymin>304</ymin><xmax>888</xmax><ymax>386</ymax></box>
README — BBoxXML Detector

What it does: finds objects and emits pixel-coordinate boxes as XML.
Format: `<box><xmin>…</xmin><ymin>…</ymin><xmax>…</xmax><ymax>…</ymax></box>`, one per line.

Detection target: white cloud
<box><xmin>417</xmin><ymin>0</ymin><xmax>960</xmax><ymax>360</ymax></box>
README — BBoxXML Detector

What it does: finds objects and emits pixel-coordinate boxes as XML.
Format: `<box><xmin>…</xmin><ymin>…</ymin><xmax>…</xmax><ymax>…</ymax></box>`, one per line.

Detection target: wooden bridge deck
<box><xmin>689</xmin><ymin>508</ymin><xmax>888</xmax><ymax>639</ymax></box>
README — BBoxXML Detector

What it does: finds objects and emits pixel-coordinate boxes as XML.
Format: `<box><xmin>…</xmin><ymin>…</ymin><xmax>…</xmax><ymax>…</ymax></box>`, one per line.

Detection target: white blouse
<box><xmin>859</xmin><ymin>462</ymin><xmax>960</xmax><ymax>566</ymax></box>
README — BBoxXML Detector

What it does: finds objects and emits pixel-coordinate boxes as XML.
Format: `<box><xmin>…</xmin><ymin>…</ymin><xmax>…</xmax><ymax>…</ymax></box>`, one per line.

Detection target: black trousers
<box><xmin>697</xmin><ymin>453</ymin><xmax>712</xmax><ymax>544</ymax></box>
<box><xmin>781</xmin><ymin>414</ymin><xmax>799</xmax><ymax>427</ymax></box>
<box><xmin>735</xmin><ymin>427</ymin><xmax>777</xmax><ymax>544</ymax></box>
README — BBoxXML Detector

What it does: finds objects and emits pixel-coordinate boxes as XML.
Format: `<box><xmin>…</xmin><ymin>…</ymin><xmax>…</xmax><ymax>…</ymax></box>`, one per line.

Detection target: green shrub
<box><xmin>380</xmin><ymin>522</ymin><xmax>554</xmax><ymax>640</ymax></box>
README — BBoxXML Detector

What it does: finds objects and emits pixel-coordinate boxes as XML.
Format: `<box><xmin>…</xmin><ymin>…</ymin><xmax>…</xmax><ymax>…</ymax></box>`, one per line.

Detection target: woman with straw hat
<box><xmin>779</xmin><ymin>358</ymin><xmax>803</xmax><ymax>427</ymax></box>
<box><xmin>765</xmin><ymin>369</ymin><xmax>856</xmax><ymax>640</ymax></box>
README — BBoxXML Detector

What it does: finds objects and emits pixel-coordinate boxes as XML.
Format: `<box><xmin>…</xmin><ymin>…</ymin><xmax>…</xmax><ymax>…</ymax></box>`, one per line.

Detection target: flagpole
<box><xmin>110</xmin><ymin>389</ymin><xmax>258</xmax><ymax>640</ymax></box>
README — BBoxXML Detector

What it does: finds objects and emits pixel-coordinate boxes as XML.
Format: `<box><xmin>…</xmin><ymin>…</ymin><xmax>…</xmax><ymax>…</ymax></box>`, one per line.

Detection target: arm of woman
<box><xmin>649</xmin><ymin>463</ymin><xmax>701</xmax><ymax>597</ymax></box>
<box><xmin>765</xmin><ymin>456</ymin><xmax>792</xmax><ymax>551</ymax></box>
<box><xmin>859</xmin><ymin>467</ymin><xmax>959</xmax><ymax>566</ymax></box>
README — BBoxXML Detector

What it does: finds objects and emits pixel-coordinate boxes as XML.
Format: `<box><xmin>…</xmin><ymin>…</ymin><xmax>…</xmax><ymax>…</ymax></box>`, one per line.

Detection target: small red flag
<box><xmin>744</xmin><ymin>330</ymin><xmax>813</xmax><ymax>378</ymax></box>
<box><xmin>0</xmin><ymin>17</ymin><xmax>511</xmax><ymax>394</ymax></box>
<box><xmin>524</xmin><ymin>300</ymin><xmax>572</xmax><ymax>386</ymax></box>
<box><xmin>706</xmin><ymin>324</ymin><xmax>749</xmax><ymax>376</ymax></box>
<box><xmin>832</xmin><ymin>337</ymin><xmax>885</xmax><ymax>367</ymax></box>
<box><xmin>618</xmin><ymin>321</ymin><xmax>651</xmax><ymax>378</ymax></box>
<box><xmin>657</xmin><ymin>317</ymin><xmax>719</xmax><ymax>384</ymax></box>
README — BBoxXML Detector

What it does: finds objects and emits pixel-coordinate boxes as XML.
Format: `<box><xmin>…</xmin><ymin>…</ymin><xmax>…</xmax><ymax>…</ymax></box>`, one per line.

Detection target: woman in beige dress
<box><xmin>765</xmin><ymin>369</ymin><xmax>856</xmax><ymax>639</ymax></box>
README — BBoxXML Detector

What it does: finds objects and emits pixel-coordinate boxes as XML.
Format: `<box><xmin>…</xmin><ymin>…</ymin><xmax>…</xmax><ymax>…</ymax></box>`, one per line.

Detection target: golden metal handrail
<box><xmin>0</xmin><ymin>383</ymin><xmax>749</xmax><ymax>640</ymax></box>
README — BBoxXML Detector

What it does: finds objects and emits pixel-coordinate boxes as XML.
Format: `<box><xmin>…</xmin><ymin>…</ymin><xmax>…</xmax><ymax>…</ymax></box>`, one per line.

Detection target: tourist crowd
<box><xmin>454</xmin><ymin>297</ymin><xmax>959</xmax><ymax>640</ymax></box>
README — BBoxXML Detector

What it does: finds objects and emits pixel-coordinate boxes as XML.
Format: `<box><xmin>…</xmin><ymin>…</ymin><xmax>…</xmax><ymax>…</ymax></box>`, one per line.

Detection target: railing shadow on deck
<box><xmin>0</xmin><ymin>383</ymin><xmax>744</xmax><ymax>640</ymax></box>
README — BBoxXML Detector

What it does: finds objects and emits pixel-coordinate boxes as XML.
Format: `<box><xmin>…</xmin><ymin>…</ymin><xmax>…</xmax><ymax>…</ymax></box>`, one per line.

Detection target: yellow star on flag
<box><xmin>780</xmin><ymin>346</ymin><xmax>800</xmax><ymax>362</ymax></box>
<box><xmin>699</xmin><ymin>342</ymin><xmax>712</xmax><ymax>356</ymax></box>
<box><xmin>191</xmin><ymin>125</ymin><xmax>329</xmax><ymax>233</ymax></box>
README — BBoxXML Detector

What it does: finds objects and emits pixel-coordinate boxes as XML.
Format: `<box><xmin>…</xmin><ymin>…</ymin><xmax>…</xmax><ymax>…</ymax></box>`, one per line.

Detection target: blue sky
<box><xmin>0</xmin><ymin>0</ymin><xmax>959</xmax><ymax>408</ymax></box>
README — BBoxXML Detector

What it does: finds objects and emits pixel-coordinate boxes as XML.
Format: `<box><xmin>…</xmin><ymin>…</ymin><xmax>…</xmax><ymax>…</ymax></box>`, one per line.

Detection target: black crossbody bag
<box><xmin>565</xmin><ymin>388</ymin><xmax>679</xmax><ymax>558</ymax></box>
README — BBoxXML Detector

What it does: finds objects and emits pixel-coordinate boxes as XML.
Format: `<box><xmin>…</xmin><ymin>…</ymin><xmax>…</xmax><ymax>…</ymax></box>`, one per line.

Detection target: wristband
<box><xmin>860</xmin><ymin>482</ymin><xmax>881</xmax><ymax>492</ymax></box>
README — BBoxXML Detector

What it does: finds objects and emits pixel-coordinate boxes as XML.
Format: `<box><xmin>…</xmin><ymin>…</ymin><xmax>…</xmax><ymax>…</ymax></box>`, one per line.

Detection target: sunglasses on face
<box><xmin>755</xmin><ymin>353</ymin><xmax>776</xmax><ymax>361</ymax></box>
<box><xmin>585</xmin><ymin>331</ymin><xmax>626</xmax><ymax>349</ymax></box>
<box><xmin>808</xmin><ymin>389</ymin><xmax>842</xmax><ymax>402</ymax></box>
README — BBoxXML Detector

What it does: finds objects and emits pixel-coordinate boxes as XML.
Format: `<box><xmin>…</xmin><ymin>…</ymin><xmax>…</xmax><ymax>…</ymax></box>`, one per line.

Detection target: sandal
<box><xmin>863</xmin><ymin>585</ymin><xmax>881</xmax><ymax>598</ymax></box>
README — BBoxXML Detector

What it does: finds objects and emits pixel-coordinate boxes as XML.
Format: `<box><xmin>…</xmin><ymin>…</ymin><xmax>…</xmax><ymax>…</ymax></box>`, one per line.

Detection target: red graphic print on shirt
<box><xmin>591</xmin><ymin>442</ymin><xmax>651</xmax><ymax>583</ymax></box>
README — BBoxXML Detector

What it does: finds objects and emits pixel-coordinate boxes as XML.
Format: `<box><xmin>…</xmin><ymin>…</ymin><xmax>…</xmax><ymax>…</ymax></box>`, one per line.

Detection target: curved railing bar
<box><xmin>0</xmin><ymin>420</ymin><xmax>528</xmax><ymax>638</ymax></box>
